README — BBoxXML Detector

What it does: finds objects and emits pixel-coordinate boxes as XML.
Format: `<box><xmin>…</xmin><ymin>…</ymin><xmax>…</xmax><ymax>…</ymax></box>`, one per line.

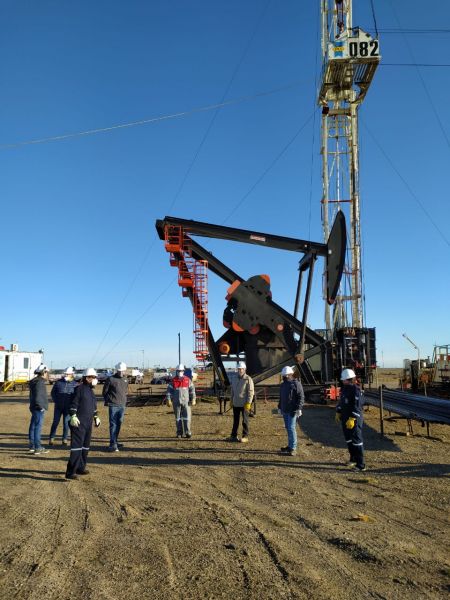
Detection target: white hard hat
<box><xmin>176</xmin><ymin>364</ymin><xmax>185</xmax><ymax>371</ymax></box>
<box><xmin>237</xmin><ymin>361</ymin><xmax>246</xmax><ymax>370</ymax></box>
<box><xmin>341</xmin><ymin>368</ymin><xmax>356</xmax><ymax>381</ymax></box>
<box><xmin>115</xmin><ymin>362</ymin><xmax>127</xmax><ymax>372</ymax></box>
<box><xmin>64</xmin><ymin>367</ymin><xmax>75</xmax><ymax>375</ymax></box>
<box><xmin>84</xmin><ymin>368</ymin><xmax>98</xmax><ymax>377</ymax></box>
<box><xmin>281</xmin><ymin>366</ymin><xmax>294</xmax><ymax>376</ymax></box>
<box><xmin>35</xmin><ymin>364</ymin><xmax>48</xmax><ymax>374</ymax></box>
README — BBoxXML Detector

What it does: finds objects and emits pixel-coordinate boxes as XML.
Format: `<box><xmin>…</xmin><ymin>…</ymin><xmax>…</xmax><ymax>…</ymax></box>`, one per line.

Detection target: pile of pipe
<box><xmin>364</xmin><ymin>388</ymin><xmax>450</xmax><ymax>425</ymax></box>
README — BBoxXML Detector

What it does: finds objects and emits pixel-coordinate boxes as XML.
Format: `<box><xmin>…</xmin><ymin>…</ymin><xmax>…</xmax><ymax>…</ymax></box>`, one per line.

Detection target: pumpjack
<box><xmin>155</xmin><ymin>213</ymin><xmax>376</xmax><ymax>408</ymax></box>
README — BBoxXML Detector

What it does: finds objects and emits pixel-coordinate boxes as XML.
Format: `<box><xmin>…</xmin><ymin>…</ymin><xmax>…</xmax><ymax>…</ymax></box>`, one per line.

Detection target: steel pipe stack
<box><xmin>364</xmin><ymin>388</ymin><xmax>450</xmax><ymax>425</ymax></box>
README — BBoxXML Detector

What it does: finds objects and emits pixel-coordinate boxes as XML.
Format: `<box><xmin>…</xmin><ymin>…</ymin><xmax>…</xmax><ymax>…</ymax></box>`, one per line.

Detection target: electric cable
<box><xmin>369</xmin><ymin>0</ymin><xmax>379</xmax><ymax>38</ymax></box>
<box><xmin>0</xmin><ymin>80</ymin><xmax>302</xmax><ymax>151</ymax></box>
<box><xmin>91</xmin><ymin>3</ymin><xmax>271</xmax><ymax>364</ymax></box>
<box><xmin>387</xmin><ymin>0</ymin><xmax>450</xmax><ymax>152</ymax></box>
<box><xmin>166</xmin><ymin>0</ymin><xmax>272</xmax><ymax>215</ymax></box>
<box><xmin>95</xmin><ymin>276</ymin><xmax>178</xmax><ymax>367</ymax></box>
<box><xmin>362</xmin><ymin>120</ymin><xmax>449</xmax><ymax>248</ymax></box>
<box><xmin>221</xmin><ymin>112</ymin><xmax>314</xmax><ymax>224</ymax></box>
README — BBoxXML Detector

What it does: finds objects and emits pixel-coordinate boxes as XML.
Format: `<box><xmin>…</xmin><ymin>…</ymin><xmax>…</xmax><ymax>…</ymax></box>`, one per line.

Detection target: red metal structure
<box><xmin>164</xmin><ymin>225</ymin><xmax>209</xmax><ymax>362</ymax></box>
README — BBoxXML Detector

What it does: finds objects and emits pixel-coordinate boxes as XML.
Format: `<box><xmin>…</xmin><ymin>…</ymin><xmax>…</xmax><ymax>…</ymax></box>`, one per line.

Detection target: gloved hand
<box><xmin>295</xmin><ymin>409</ymin><xmax>302</xmax><ymax>418</ymax></box>
<box><xmin>191</xmin><ymin>398</ymin><xmax>196</xmax><ymax>406</ymax></box>
<box><xmin>345</xmin><ymin>417</ymin><xmax>356</xmax><ymax>429</ymax></box>
<box><xmin>166</xmin><ymin>397</ymin><xmax>172</xmax><ymax>408</ymax></box>
<box><xmin>40</xmin><ymin>408</ymin><xmax>45</xmax><ymax>413</ymax></box>
<box><xmin>94</xmin><ymin>416</ymin><xmax>101</xmax><ymax>428</ymax></box>
<box><xmin>70</xmin><ymin>414</ymin><xmax>80</xmax><ymax>427</ymax></box>
<box><xmin>244</xmin><ymin>402</ymin><xmax>252</xmax><ymax>412</ymax></box>
<box><xmin>335</xmin><ymin>413</ymin><xmax>341</xmax><ymax>424</ymax></box>
<box><xmin>277</xmin><ymin>408</ymin><xmax>281</xmax><ymax>415</ymax></box>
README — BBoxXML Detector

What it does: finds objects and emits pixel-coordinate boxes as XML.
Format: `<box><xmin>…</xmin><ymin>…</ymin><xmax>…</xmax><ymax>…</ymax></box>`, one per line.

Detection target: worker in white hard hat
<box><xmin>166</xmin><ymin>364</ymin><xmax>196</xmax><ymax>438</ymax></box>
<box><xmin>227</xmin><ymin>361</ymin><xmax>254</xmax><ymax>443</ymax></box>
<box><xmin>65</xmin><ymin>368</ymin><xmax>101</xmax><ymax>480</ymax></box>
<box><xmin>102</xmin><ymin>362</ymin><xmax>128</xmax><ymax>452</ymax></box>
<box><xmin>278</xmin><ymin>366</ymin><xmax>304</xmax><ymax>456</ymax></box>
<box><xmin>335</xmin><ymin>368</ymin><xmax>366</xmax><ymax>472</ymax></box>
<box><xmin>28</xmin><ymin>364</ymin><xmax>50</xmax><ymax>455</ymax></box>
<box><xmin>49</xmin><ymin>367</ymin><xmax>78</xmax><ymax>446</ymax></box>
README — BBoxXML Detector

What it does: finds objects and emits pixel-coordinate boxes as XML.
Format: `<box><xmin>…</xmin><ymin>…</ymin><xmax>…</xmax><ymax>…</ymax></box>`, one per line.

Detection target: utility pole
<box><xmin>319</xmin><ymin>0</ymin><xmax>380</xmax><ymax>331</ymax></box>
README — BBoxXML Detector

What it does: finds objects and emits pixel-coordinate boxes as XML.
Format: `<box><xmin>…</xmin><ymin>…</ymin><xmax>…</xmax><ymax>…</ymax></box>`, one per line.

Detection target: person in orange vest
<box><xmin>166</xmin><ymin>364</ymin><xmax>196</xmax><ymax>438</ymax></box>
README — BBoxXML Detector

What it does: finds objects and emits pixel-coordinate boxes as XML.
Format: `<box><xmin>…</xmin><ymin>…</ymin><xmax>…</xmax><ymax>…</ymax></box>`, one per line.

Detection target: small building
<box><xmin>0</xmin><ymin>344</ymin><xmax>44</xmax><ymax>386</ymax></box>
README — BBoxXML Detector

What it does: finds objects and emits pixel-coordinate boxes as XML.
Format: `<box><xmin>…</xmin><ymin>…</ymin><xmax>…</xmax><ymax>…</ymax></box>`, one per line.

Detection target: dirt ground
<box><xmin>0</xmin><ymin>390</ymin><xmax>449</xmax><ymax>600</ymax></box>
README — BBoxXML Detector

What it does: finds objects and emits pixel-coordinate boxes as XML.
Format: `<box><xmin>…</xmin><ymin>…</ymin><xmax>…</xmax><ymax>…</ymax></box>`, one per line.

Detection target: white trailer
<box><xmin>0</xmin><ymin>345</ymin><xmax>44</xmax><ymax>386</ymax></box>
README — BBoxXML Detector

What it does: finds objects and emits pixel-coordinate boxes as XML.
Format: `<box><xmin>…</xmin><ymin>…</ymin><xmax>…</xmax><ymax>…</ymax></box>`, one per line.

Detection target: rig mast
<box><xmin>319</xmin><ymin>0</ymin><xmax>380</xmax><ymax>332</ymax></box>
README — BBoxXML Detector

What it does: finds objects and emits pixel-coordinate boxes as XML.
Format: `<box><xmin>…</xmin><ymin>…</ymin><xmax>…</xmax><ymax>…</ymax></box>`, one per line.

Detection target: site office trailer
<box><xmin>0</xmin><ymin>351</ymin><xmax>44</xmax><ymax>383</ymax></box>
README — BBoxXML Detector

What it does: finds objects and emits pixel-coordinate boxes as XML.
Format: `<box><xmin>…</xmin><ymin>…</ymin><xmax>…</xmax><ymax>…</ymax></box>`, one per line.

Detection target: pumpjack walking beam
<box><xmin>156</xmin><ymin>212</ymin><xmax>346</xmax><ymax>390</ymax></box>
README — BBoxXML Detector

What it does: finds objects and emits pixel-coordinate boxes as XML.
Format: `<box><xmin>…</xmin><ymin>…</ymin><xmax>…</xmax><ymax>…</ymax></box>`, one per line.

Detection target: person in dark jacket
<box><xmin>278</xmin><ymin>366</ymin><xmax>304</xmax><ymax>456</ymax></box>
<box><xmin>49</xmin><ymin>367</ymin><xmax>78</xmax><ymax>446</ymax></box>
<box><xmin>28</xmin><ymin>364</ymin><xmax>50</xmax><ymax>455</ymax></box>
<box><xmin>65</xmin><ymin>368</ymin><xmax>101</xmax><ymax>480</ymax></box>
<box><xmin>102</xmin><ymin>362</ymin><xmax>128</xmax><ymax>451</ymax></box>
<box><xmin>335</xmin><ymin>368</ymin><xmax>366</xmax><ymax>471</ymax></box>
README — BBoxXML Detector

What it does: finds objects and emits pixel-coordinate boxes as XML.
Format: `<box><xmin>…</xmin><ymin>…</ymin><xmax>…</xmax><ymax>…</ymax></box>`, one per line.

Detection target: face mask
<box><xmin>91</xmin><ymin>378</ymin><xmax>98</xmax><ymax>387</ymax></box>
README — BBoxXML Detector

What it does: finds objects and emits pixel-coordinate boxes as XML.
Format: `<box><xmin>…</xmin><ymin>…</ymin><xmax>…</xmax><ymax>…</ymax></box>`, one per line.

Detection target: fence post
<box><xmin>379</xmin><ymin>386</ymin><xmax>384</xmax><ymax>438</ymax></box>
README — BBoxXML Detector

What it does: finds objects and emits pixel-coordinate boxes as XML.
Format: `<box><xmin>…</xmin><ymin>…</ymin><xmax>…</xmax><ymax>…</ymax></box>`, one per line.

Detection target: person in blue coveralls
<box><xmin>65</xmin><ymin>368</ymin><xmax>101</xmax><ymax>480</ymax></box>
<box><xmin>335</xmin><ymin>368</ymin><xmax>366</xmax><ymax>472</ymax></box>
<box><xmin>49</xmin><ymin>367</ymin><xmax>78</xmax><ymax>446</ymax></box>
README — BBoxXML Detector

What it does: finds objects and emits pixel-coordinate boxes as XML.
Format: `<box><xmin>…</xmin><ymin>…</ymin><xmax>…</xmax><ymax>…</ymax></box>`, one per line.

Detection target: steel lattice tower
<box><xmin>318</xmin><ymin>0</ymin><xmax>380</xmax><ymax>332</ymax></box>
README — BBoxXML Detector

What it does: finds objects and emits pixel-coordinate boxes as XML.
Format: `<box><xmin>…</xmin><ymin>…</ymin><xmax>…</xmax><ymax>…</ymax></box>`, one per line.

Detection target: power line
<box><xmin>92</xmin><ymin>4</ymin><xmax>272</xmax><ymax>364</ymax></box>
<box><xmin>95</xmin><ymin>276</ymin><xmax>177</xmax><ymax>367</ymax></box>
<box><xmin>166</xmin><ymin>0</ymin><xmax>271</xmax><ymax>216</ymax></box>
<box><xmin>387</xmin><ymin>0</ymin><xmax>450</xmax><ymax>152</ymax></box>
<box><xmin>222</xmin><ymin>112</ymin><xmax>314</xmax><ymax>224</ymax></box>
<box><xmin>381</xmin><ymin>63</ymin><xmax>450</xmax><ymax>67</ymax></box>
<box><xmin>0</xmin><ymin>80</ymin><xmax>303</xmax><ymax>151</ymax></box>
<box><xmin>363</xmin><ymin>120</ymin><xmax>449</xmax><ymax>248</ymax></box>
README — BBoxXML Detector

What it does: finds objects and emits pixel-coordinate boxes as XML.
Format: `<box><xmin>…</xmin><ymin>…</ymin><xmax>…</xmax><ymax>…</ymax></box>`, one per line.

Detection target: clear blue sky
<box><xmin>0</xmin><ymin>0</ymin><xmax>448</xmax><ymax>369</ymax></box>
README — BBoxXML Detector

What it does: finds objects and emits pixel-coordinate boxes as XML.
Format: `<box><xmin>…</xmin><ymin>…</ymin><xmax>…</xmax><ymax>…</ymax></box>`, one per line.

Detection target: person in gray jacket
<box><xmin>166</xmin><ymin>364</ymin><xmax>196</xmax><ymax>438</ymax></box>
<box><xmin>227</xmin><ymin>362</ymin><xmax>254</xmax><ymax>443</ymax></box>
<box><xmin>28</xmin><ymin>364</ymin><xmax>50</xmax><ymax>455</ymax></box>
<box><xmin>102</xmin><ymin>362</ymin><xmax>128</xmax><ymax>452</ymax></box>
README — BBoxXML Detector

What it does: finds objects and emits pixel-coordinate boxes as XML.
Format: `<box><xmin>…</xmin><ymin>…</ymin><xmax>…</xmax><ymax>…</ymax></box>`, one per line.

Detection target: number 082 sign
<box><xmin>329</xmin><ymin>30</ymin><xmax>380</xmax><ymax>61</ymax></box>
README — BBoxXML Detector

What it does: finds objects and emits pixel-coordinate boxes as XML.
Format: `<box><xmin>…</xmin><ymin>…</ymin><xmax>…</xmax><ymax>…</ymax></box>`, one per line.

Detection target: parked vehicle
<box><xmin>129</xmin><ymin>368</ymin><xmax>144</xmax><ymax>384</ymax></box>
<box><xmin>97</xmin><ymin>368</ymin><xmax>113</xmax><ymax>384</ymax></box>
<box><xmin>74</xmin><ymin>369</ymin><xmax>85</xmax><ymax>381</ymax></box>
<box><xmin>48</xmin><ymin>369</ymin><xmax>66</xmax><ymax>384</ymax></box>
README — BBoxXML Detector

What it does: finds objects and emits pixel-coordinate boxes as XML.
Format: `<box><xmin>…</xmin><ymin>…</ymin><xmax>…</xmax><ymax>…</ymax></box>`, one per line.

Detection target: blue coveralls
<box><xmin>49</xmin><ymin>378</ymin><xmax>78</xmax><ymax>442</ymax></box>
<box><xmin>66</xmin><ymin>382</ymin><xmax>98</xmax><ymax>477</ymax></box>
<box><xmin>336</xmin><ymin>383</ymin><xmax>365</xmax><ymax>469</ymax></box>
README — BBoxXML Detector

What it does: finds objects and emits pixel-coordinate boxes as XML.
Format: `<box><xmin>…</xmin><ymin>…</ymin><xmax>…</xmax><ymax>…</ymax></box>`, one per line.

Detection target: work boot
<box><xmin>65</xmin><ymin>473</ymin><xmax>78</xmax><ymax>480</ymax></box>
<box><xmin>226</xmin><ymin>436</ymin><xmax>239</xmax><ymax>442</ymax></box>
<box><xmin>185</xmin><ymin>432</ymin><xmax>192</xmax><ymax>439</ymax></box>
<box><xmin>353</xmin><ymin>465</ymin><xmax>367</xmax><ymax>472</ymax></box>
<box><xmin>240</xmin><ymin>437</ymin><xmax>249</xmax><ymax>443</ymax></box>
<box><xmin>176</xmin><ymin>434</ymin><xmax>183</xmax><ymax>439</ymax></box>
<box><xmin>28</xmin><ymin>448</ymin><xmax>35</xmax><ymax>453</ymax></box>
<box><xmin>346</xmin><ymin>460</ymin><xmax>357</xmax><ymax>467</ymax></box>
<box><xmin>49</xmin><ymin>438</ymin><xmax>55</xmax><ymax>446</ymax></box>
<box><xmin>107</xmin><ymin>445</ymin><xmax>119</xmax><ymax>452</ymax></box>
<box><xmin>34</xmin><ymin>448</ymin><xmax>49</xmax><ymax>455</ymax></box>
<box><xmin>288</xmin><ymin>449</ymin><xmax>297</xmax><ymax>456</ymax></box>
<box><xmin>76</xmin><ymin>470</ymin><xmax>90</xmax><ymax>475</ymax></box>
<box><xmin>62</xmin><ymin>439</ymin><xmax>69</xmax><ymax>446</ymax></box>
<box><xmin>280</xmin><ymin>446</ymin><xmax>290</xmax><ymax>453</ymax></box>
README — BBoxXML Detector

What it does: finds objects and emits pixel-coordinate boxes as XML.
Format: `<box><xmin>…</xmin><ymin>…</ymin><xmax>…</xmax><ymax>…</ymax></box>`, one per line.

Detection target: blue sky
<box><xmin>0</xmin><ymin>0</ymin><xmax>448</xmax><ymax>369</ymax></box>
